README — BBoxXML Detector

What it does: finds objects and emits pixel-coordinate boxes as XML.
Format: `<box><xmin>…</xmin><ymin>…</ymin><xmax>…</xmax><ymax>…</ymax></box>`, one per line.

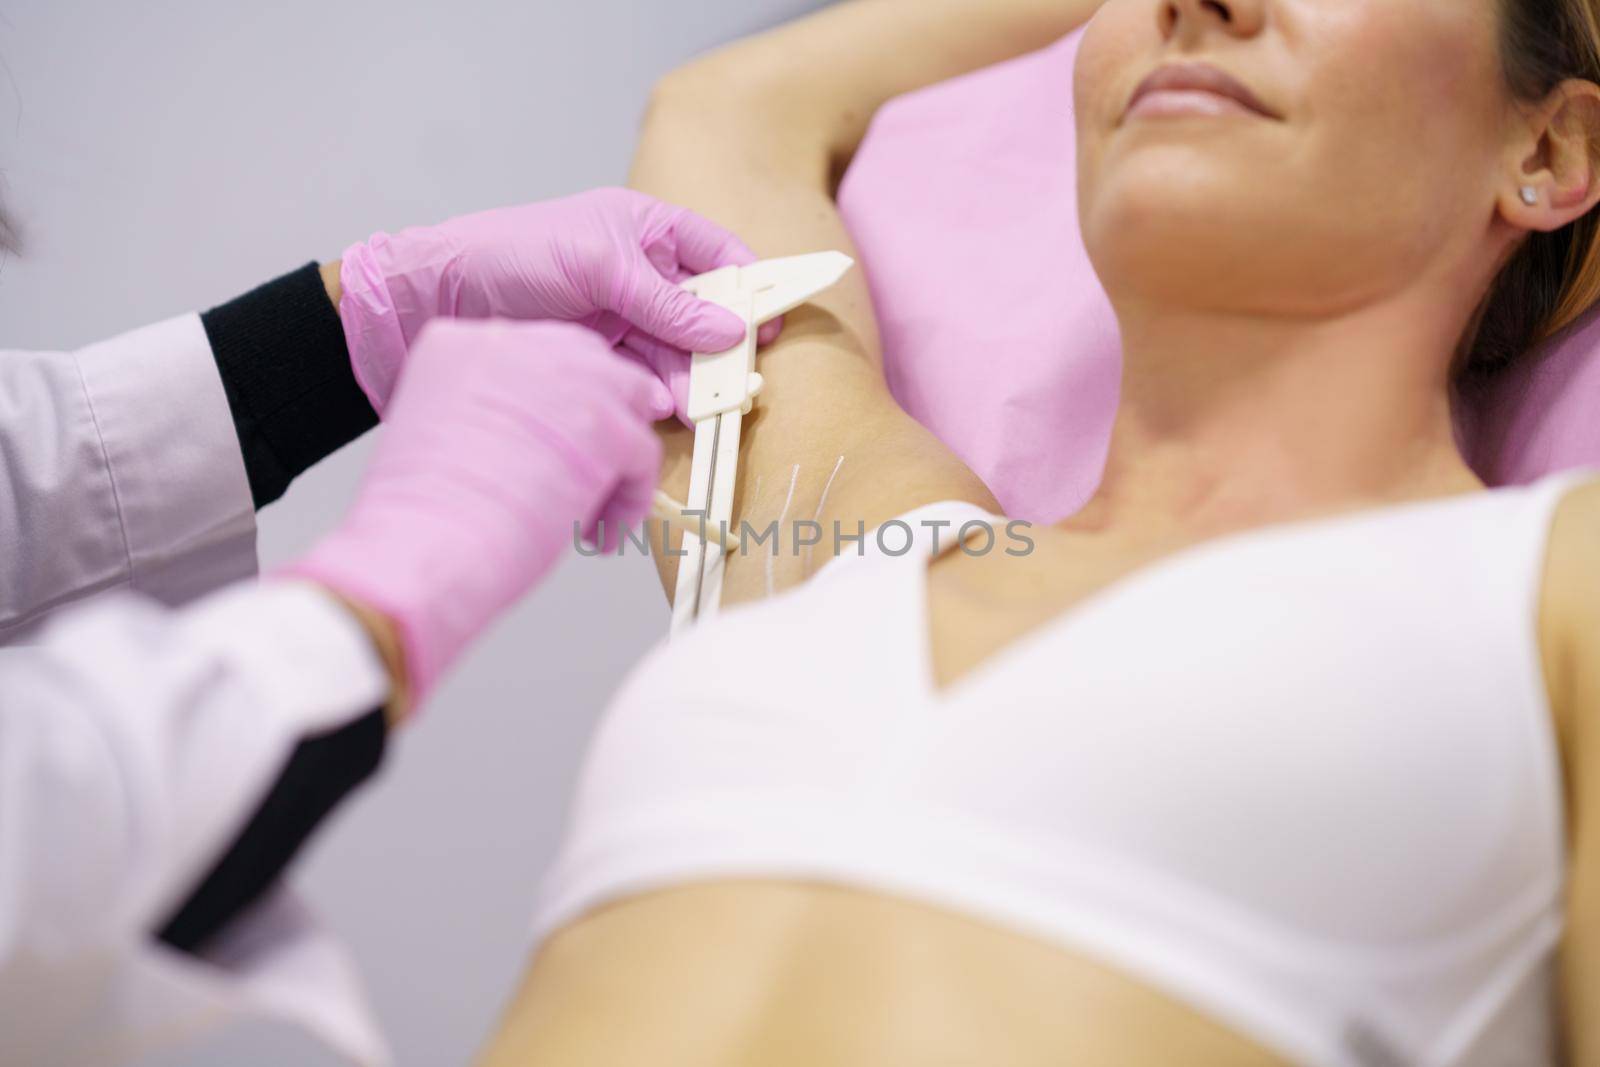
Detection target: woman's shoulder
<box><xmin>1536</xmin><ymin>470</ymin><xmax>1600</xmax><ymax>766</ymax></box>
<box><xmin>1539</xmin><ymin>470</ymin><xmax>1600</xmax><ymax>641</ymax></box>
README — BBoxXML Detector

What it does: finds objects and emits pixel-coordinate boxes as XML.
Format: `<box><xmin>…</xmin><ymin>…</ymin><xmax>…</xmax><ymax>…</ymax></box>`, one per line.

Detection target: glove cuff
<box><xmin>338</xmin><ymin>237</ymin><xmax>411</xmax><ymax>417</ymax></box>
<box><xmin>278</xmin><ymin>522</ymin><xmax>455</xmax><ymax>709</ymax></box>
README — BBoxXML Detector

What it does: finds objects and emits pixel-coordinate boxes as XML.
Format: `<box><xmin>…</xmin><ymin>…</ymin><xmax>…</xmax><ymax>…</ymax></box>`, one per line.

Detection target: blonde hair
<box><xmin>1467</xmin><ymin>0</ymin><xmax>1600</xmax><ymax>376</ymax></box>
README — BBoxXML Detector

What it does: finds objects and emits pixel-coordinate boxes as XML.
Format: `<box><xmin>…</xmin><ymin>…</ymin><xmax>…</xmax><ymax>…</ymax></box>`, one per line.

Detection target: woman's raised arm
<box><xmin>634</xmin><ymin>2</ymin><xmax>1102</xmax><ymax>606</ymax></box>
<box><xmin>661</xmin><ymin>0</ymin><xmax>1104</xmax><ymax>186</ymax></box>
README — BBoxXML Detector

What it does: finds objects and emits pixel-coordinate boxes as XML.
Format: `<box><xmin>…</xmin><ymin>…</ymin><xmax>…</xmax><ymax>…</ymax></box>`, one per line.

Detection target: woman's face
<box><xmin>1075</xmin><ymin>0</ymin><xmax>1515</xmax><ymax>318</ymax></box>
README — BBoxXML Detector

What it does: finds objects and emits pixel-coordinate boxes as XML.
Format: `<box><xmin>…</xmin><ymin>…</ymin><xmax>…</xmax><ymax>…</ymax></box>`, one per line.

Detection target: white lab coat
<box><xmin>1</xmin><ymin>315</ymin><xmax>392</xmax><ymax>1065</ymax></box>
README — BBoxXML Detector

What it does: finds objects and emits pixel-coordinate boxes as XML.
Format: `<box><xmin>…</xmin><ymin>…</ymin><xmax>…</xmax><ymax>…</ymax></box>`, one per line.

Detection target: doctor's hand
<box><xmin>330</xmin><ymin>187</ymin><xmax>776</xmax><ymax>415</ymax></box>
<box><xmin>284</xmin><ymin>318</ymin><xmax>666</xmax><ymax>713</ymax></box>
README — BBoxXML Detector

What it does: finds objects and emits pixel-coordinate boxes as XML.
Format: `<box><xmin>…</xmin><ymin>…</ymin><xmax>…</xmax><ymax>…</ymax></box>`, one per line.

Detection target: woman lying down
<box><xmin>479</xmin><ymin>0</ymin><xmax>1600</xmax><ymax>1064</ymax></box>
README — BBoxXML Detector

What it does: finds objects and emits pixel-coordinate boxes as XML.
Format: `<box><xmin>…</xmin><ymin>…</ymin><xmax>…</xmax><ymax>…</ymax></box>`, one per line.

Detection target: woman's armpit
<box><xmin>647</xmin><ymin>319</ymin><xmax>997</xmax><ymax>609</ymax></box>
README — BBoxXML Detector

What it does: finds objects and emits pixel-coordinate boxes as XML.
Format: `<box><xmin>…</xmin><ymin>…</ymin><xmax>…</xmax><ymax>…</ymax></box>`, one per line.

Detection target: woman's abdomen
<box><xmin>476</xmin><ymin>880</ymin><xmax>1289</xmax><ymax>1067</ymax></box>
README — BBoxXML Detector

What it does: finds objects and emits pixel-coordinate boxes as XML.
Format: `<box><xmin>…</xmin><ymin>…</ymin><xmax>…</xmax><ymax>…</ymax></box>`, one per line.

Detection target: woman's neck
<box><xmin>1070</xmin><ymin>290</ymin><xmax>1485</xmax><ymax>540</ymax></box>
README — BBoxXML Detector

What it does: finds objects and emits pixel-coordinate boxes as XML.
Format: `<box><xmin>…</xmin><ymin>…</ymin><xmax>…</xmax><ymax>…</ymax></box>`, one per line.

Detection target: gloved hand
<box><xmin>284</xmin><ymin>318</ymin><xmax>666</xmax><ymax>706</ymax></box>
<box><xmin>337</xmin><ymin>187</ymin><xmax>777</xmax><ymax>416</ymax></box>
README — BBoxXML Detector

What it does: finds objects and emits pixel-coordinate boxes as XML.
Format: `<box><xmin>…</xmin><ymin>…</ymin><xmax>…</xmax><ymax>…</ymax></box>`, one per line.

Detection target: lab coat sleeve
<box><xmin>0</xmin><ymin>579</ymin><xmax>393</xmax><ymax>1066</ymax></box>
<box><xmin>0</xmin><ymin>314</ymin><xmax>258</xmax><ymax>641</ymax></box>
<box><xmin>2</xmin><ymin>263</ymin><xmax>379</xmax><ymax>642</ymax></box>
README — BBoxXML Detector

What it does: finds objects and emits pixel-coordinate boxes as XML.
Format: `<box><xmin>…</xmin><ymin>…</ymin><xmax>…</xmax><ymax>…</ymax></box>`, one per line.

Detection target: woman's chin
<box><xmin>1087</xmin><ymin>212</ymin><xmax>1260</xmax><ymax>301</ymax></box>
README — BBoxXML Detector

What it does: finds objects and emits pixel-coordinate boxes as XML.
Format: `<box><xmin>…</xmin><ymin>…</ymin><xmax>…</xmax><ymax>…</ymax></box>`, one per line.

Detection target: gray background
<box><xmin>0</xmin><ymin>1</ymin><xmax>827</xmax><ymax>1063</ymax></box>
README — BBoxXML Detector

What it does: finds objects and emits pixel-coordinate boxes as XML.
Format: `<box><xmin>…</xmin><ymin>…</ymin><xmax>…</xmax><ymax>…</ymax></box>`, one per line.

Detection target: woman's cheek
<box><xmin>1313</xmin><ymin>0</ymin><xmax>1499</xmax><ymax>134</ymax></box>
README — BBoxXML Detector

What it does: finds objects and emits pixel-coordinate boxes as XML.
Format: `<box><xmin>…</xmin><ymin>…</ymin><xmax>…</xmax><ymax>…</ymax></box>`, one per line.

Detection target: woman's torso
<box><xmin>481</xmin><ymin>471</ymin><xmax>1595</xmax><ymax>1067</ymax></box>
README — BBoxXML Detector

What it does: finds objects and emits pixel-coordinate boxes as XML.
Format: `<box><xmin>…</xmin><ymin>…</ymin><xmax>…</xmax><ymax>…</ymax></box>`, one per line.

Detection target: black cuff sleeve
<box><xmin>155</xmin><ymin>708</ymin><xmax>388</xmax><ymax>954</ymax></box>
<box><xmin>201</xmin><ymin>262</ymin><xmax>378</xmax><ymax>509</ymax></box>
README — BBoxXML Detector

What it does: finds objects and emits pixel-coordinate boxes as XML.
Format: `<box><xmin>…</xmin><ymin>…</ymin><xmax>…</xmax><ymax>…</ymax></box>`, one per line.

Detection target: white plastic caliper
<box><xmin>669</xmin><ymin>251</ymin><xmax>854</xmax><ymax>635</ymax></box>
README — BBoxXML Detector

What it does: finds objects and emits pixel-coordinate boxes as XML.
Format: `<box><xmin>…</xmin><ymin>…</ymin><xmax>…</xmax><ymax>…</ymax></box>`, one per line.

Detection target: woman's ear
<box><xmin>1501</xmin><ymin>79</ymin><xmax>1600</xmax><ymax>233</ymax></box>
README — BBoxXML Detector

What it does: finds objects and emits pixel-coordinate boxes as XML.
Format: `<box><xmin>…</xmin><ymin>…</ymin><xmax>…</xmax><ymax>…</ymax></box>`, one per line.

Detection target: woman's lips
<box><xmin>1126</xmin><ymin>88</ymin><xmax>1261</xmax><ymax>120</ymax></box>
<box><xmin>1123</xmin><ymin>62</ymin><xmax>1281</xmax><ymax>123</ymax></box>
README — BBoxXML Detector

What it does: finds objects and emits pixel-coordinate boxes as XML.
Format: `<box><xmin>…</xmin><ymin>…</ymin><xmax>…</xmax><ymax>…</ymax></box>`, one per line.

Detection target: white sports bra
<box><xmin>532</xmin><ymin>468</ymin><xmax>1598</xmax><ymax>1067</ymax></box>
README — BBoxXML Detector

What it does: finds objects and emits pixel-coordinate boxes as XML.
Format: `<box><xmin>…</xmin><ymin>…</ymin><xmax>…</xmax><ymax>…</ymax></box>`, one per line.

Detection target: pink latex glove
<box><xmin>338</xmin><ymin>187</ymin><xmax>779</xmax><ymax>419</ymax></box>
<box><xmin>284</xmin><ymin>318</ymin><xmax>666</xmax><ymax>705</ymax></box>
<box><xmin>615</xmin><ymin>316</ymin><xmax>780</xmax><ymax>428</ymax></box>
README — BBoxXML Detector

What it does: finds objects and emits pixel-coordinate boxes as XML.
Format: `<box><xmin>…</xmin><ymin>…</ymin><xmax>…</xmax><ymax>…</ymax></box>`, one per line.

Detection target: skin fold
<box><xmin>477</xmin><ymin>1</ymin><xmax>1600</xmax><ymax>1063</ymax></box>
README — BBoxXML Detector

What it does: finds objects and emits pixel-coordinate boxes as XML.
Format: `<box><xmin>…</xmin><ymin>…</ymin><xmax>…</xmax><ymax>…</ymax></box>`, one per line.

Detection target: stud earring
<box><xmin>1520</xmin><ymin>186</ymin><xmax>1540</xmax><ymax>206</ymax></box>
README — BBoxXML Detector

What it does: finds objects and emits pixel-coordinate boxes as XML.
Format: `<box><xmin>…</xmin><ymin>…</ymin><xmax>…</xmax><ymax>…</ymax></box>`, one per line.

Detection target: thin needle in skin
<box><xmin>768</xmin><ymin>464</ymin><xmax>800</xmax><ymax>597</ymax></box>
<box><xmin>804</xmin><ymin>455</ymin><xmax>846</xmax><ymax>572</ymax></box>
<box><xmin>744</xmin><ymin>474</ymin><xmax>763</xmax><ymax>561</ymax></box>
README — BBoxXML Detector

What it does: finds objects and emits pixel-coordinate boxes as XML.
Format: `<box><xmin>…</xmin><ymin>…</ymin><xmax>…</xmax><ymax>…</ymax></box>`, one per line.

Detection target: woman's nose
<box><xmin>1161</xmin><ymin>0</ymin><xmax>1267</xmax><ymax>41</ymax></box>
